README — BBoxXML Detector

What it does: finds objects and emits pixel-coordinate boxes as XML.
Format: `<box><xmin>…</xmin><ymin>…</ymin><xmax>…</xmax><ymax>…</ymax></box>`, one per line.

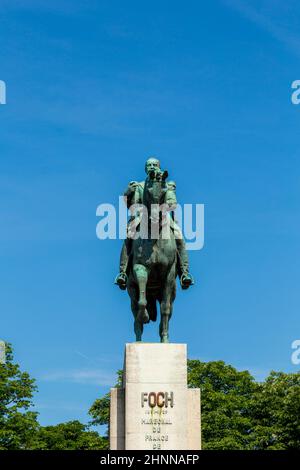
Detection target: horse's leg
<box><xmin>159</xmin><ymin>264</ymin><xmax>176</xmax><ymax>343</ymax></box>
<box><xmin>128</xmin><ymin>282</ymin><xmax>143</xmax><ymax>341</ymax></box>
<box><xmin>132</xmin><ymin>299</ymin><xmax>144</xmax><ymax>342</ymax></box>
<box><xmin>133</xmin><ymin>263</ymin><xmax>149</xmax><ymax>324</ymax></box>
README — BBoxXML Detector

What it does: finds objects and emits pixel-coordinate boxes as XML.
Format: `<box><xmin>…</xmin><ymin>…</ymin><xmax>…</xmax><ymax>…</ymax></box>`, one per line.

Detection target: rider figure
<box><xmin>115</xmin><ymin>157</ymin><xmax>194</xmax><ymax>290</ymax></box>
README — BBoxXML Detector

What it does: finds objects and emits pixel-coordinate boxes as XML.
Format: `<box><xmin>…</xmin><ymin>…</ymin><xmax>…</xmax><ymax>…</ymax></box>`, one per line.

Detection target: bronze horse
<box><xmin>127</xmin><ymin>170</ymin><xmax>177</xmax><ymax>343</ymax></box>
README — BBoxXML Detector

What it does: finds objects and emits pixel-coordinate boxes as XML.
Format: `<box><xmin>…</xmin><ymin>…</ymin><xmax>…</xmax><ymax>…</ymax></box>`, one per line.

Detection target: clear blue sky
<box><xmin>1</xmin><ymin>0</ymin><xmax>300</xmax><ymax>429</ymax></box>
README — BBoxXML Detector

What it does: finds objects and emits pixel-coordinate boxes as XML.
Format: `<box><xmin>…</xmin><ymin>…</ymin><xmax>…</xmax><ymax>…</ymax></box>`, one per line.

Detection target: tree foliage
<box><xmin>188</xmin><ymin>359</ymin><xmax>258</xmax><ymax>449</ymax></box>
<box><xmin>89</xmin><ymin>369</ymin><xmax>122</xmax><ymax>429</ymax></box>
<box><xmin>0</xmin><ymin>343</ymin><xmax>107</xmax><ymax>450</ymax></box>
<box><xmin>249</xmin><ymin>371</ymin><xmax>300</xmax><ymax>449</ymax></box>
<box><xmin>32</xmin><ymin>421</ymin><xmax>108</xmax><ymax>450</ymax></box>
<box><xmin>0</xmin><ymin>343</ymin><xmax>39</xmax><ymax>449</ymax></box>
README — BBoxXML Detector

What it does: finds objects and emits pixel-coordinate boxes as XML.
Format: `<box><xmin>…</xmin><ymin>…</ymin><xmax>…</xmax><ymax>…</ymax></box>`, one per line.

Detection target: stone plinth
<box><xmin>110</xmin><ymin>343</ymin><xmax>201</xmax><ymax>450</ymax></box>
<box><xmin>109</xmin><ymin>388</ymin><xmax>125</xmax><ymax>450</ymax></box>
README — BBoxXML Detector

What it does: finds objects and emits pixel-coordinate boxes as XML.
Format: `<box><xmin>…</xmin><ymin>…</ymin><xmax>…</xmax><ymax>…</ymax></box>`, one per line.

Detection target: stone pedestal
<box><xmin>110</xmin><ymin>343</ymin><xmax>201</xmax><ymax>450</ymax></box>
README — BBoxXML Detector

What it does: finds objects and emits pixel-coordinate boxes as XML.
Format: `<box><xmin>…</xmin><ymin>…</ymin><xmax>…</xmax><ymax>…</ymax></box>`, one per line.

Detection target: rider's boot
<box><xmin>175</xmin><ymin>238</ymin><xmax>194</xmax><ymax>290</ymax></box>
<box><xmin>115</xmin><ymin>240</ymin><xmax>130</xmax><ymax>290</ymax></box>
<box><xmin>114</xmin><ymin>271</ymin><xmax>128</xmax><ymax>290</ymax></box>
<box><xmin>180</xmin><ymin>270</ymin><xmax>194</xmax><ymax>290</ymax></box>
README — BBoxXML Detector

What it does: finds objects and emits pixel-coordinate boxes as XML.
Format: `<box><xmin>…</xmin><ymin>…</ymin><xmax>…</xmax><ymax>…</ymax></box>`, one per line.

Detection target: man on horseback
<box><xmin>115</xmin><ymin>157</ymin><xmax>194</xmax><ymax>291</ymax></box>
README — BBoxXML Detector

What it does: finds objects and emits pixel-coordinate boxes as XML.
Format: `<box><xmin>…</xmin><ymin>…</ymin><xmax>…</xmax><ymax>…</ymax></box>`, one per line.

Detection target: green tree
<box><xmin>0</xmin><ymin>343</ymin><xmax>108</xmax><ymax>450</ymax></box>
<box><xmin>249</xmin><ymin>371</ymin><xmax>300</xmax><ymax>450</ymax></box>
<box><xmin>33</xmin><ymin>420</ymin><xmax>108</xmax><ymax>450</ymax></box>
<box><xmin>188</xmin><ymin>360</ymin><xmax>258</xmax><ymax>449</ymax></box>
<box><xmin>0</xmin><ymin>343</ymin><xmax>40</xmax><ymax>449</ymax></box>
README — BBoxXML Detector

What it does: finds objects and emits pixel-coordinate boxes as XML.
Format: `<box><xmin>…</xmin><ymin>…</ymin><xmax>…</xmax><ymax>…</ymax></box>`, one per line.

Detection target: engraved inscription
<box><xmin>140</xmin><ymin>391</ymin><xmax>174</xmax><ymax>449</ymax></box>
<box><xmin>141</xmin><ymin>391</ymin><xmax>174</xmax><ymax>408</ymax></box>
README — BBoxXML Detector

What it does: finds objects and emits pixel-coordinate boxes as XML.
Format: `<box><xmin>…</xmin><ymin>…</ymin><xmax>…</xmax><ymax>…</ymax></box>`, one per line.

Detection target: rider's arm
<box><xmin>124</xmin><ymin>181</ymin><xmax>139</xmax><ymax>208</ymax></box>
<box><xmin>165</xmin><ymin>181</ymin><xmax>177</xmax><ymax>211</ymax></box>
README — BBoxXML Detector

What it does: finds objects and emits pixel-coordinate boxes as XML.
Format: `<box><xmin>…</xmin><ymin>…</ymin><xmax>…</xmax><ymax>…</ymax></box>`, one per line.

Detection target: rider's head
<box><xmin>145</xmin><ymin>157</ymin><xmax>160</xmax><ymax>175</ymax></box>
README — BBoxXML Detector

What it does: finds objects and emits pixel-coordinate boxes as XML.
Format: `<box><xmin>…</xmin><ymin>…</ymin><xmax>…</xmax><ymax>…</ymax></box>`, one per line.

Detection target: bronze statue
<box><xmin>115</xmin><ymin>157</ymin><xmax>194</xmax><ymax>342</ymax></box>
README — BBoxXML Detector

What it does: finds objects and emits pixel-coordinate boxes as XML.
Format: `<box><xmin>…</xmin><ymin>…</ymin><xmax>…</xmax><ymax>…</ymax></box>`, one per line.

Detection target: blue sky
<box><xmin>1</xmin><ymin>0</ymin><xmax>300</xmax><ymax>429</ymax></box>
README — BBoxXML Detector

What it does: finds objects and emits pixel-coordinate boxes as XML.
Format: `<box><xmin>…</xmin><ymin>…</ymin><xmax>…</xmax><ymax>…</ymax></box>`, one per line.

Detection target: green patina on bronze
<box><xmin>115</xmin><ymin>157</ymin><xmax>194</xmax><ymax>343</ymax></box>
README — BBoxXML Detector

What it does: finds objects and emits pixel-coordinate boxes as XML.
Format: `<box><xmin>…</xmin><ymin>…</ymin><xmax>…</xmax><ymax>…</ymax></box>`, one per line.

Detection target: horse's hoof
<box><xmin>142</xmin><ymin>311</ymin><xmax>149</xmax><ymax>324</ymax></box>
<box><xmin>161</xmin><ymin>336</ymin><xmax>169</xmax><ymax>343</ymax></box>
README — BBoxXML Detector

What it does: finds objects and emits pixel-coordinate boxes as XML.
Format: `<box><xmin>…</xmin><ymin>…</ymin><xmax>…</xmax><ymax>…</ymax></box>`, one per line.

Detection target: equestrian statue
<box><xmin>115</xmin><ymin>157</ymin><xmax>194</xmax><ymax>343</ymax></box>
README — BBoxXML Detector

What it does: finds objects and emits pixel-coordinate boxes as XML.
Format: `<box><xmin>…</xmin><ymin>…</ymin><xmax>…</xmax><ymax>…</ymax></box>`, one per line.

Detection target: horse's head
<box><xmin>143</xmin><ymin>169</ymin><xmax>169</xmax><ymax>232</ymax></box>
<box><xmin>143</xmin><ymin>168</ymin><xmax>168</xmax><ymax>204</ymax></box>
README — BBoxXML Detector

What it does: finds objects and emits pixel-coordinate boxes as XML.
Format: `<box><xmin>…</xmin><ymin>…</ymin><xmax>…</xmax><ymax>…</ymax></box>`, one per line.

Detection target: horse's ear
<box><xmin>162</xmin><ymin>170</ymin><xmax>168</xmax><ymax>181</ymax></box>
